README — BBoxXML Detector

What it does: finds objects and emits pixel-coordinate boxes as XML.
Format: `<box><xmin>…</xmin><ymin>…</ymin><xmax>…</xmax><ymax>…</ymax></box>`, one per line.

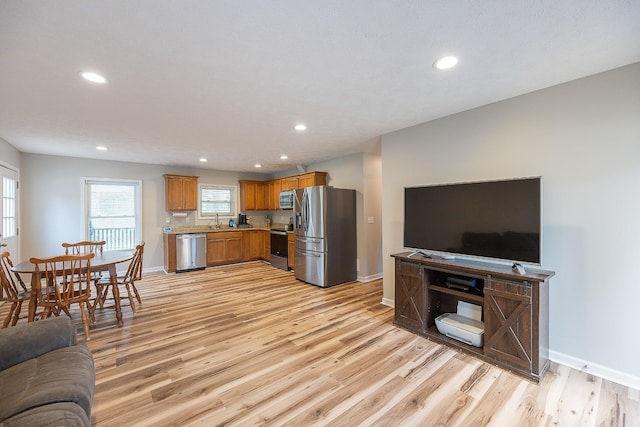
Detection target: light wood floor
<box><xmin>6</xmin><ymin>263</ymin><xmax>638</xmax><ymax>426</ymax></box>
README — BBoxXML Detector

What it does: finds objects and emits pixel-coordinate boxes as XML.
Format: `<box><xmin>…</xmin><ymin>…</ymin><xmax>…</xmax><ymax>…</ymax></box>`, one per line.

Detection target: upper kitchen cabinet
<box><xmin>266</xmin><ymin>180</ymin><xmax>281</xmax><ymax>210</ymax></box>
<box><xmin>239</xmin><ymin>180</ymin><xmax>267</xmax><ymax>211</ymax></box>
<box><xmin>280</xmin><ymin>176</ymin><xmax>299</xmax><ymax>191</ymax></box>
<box><xmin>164</xmin><ymin>174</ymin><xmax>198</xmax><ymax>211</ymax></box>
<box><xmin>298</xmin><ymin>172</ymin><xmax>327</xmax><ymax>188</ymax></box>
<box><xmin>240</xmin><ymin>172</ymin><xmax>328</xmax><ymax>211</ymax></box>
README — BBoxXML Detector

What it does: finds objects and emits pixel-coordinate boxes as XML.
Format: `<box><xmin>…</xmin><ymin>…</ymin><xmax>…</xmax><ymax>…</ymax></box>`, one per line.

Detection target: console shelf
<box><xmin>426</xmin><ymin>284</ymin><xmax>484</xmax><ymax>304</ymax></box>
<box><xmin>392</xmin><ymin>252</ymin><xmax>555</xmax><ymax>382</ymax></box>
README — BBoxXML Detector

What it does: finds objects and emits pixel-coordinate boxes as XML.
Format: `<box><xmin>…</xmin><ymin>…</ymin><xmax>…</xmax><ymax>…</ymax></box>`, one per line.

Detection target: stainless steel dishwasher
<box><xmin>176</xmin><ymin>233</ymin><xmax>207</xmax><ymax>272</ymax></box>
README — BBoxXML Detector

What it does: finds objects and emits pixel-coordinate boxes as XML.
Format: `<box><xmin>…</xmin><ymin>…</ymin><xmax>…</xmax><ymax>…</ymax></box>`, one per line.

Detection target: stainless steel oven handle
<box><xmin>270</xmin><ymin>230</ymin><xmax>287</xmax><ymax>235</ymax></box>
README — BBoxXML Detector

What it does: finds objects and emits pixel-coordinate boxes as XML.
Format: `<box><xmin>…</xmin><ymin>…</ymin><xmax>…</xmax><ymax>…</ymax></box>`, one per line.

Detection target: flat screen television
<box><xmin>403</xmin><ymin>177</ymin><xmax>542</xmax><ymax>265</ymax></box>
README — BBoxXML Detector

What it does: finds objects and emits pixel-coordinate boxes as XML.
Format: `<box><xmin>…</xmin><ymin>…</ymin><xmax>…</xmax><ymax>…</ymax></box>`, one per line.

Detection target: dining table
<box><xmin>12</xmin><ymin>250</ymin><xmax>134</xmax><ymax>327</ymax></box>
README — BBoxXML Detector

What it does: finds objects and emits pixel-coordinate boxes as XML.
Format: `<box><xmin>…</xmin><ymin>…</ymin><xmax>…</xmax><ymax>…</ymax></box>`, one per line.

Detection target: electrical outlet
<box><xmin>367</xmin><ymin>216</ymin><xmax>374</xmax><ymax>224</ymax></box>
<box><xmin>165</xmin><ymin>217</ymin><xmax>171</xmax><ymax>224</ymax></box>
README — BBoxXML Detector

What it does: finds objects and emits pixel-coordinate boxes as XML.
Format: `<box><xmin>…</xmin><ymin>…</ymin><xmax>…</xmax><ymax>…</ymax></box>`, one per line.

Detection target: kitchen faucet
<box><xmin>207</xmin><ymin>213</ymin><xmax>220</xmax><ymax>229</ymax></box>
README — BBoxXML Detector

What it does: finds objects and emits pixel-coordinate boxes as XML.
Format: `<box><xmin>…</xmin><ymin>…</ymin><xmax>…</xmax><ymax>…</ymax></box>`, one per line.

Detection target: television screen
<box><xmin>403</xmin><ymin>177</ymin><xmax>541</xmax><ymax>264</ymax></box>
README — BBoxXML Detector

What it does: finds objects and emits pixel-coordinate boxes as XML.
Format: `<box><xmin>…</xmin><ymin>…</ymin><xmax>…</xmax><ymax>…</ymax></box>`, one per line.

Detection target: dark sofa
<box><xmin>0</xmin><ymin>317</ymin><xmax>95</xmax><ymax>426</ymax></box>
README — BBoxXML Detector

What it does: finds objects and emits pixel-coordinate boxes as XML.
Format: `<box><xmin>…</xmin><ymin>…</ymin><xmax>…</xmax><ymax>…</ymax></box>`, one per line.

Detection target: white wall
<box><xmin>381</xmin><ymin>63</ymin><xmax>640</xmax><ymax>388</ymax></box>
<box><xmin>20</xmin><ymin>153</ymin><xmax>265</xmax><ymax>270</ymax></box>
<box><xmin>0</xmin><ymin>137</ymin><xmax>21</xmax><ymax>168</ymax></box>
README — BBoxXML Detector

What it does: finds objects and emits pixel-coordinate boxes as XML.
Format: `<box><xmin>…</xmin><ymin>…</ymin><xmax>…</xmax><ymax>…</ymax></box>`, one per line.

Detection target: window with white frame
<box><xmin>199</xmin><ymin>184</ymin><xmax>237</xmax><ymax>219</ymax></box>
<box><xmin>84</xmin><ymin>179</ymin><xmax>142</xmax><ymax>251</ymax></box>
<box><xmin>2</xmin><ymin>176</ymin><xmax>17</xmax><ymax>238</ymax></box>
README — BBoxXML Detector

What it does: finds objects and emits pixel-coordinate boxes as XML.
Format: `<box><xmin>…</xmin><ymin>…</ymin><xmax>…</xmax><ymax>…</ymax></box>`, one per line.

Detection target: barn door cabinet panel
<box><xmin>164</xmin><ymin>174</ymin><xmax>198</xmax><ymax>211</ymax></box>
<box><xmin>394</xmin><ymin>259</ymin><xmax>427</xmax><ymax>333</ymax></box>
<box><xmin>391</xmin><ymin>252</ymin><xmax>554</xmax><ymax>382</ymax></box>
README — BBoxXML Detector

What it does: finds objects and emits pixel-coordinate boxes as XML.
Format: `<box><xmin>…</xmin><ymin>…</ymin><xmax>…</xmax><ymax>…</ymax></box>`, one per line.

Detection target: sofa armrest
<box><xmin>0</xmin><ymin>317</ymin><xmax>78</xmax><ymax>371</ymax></box>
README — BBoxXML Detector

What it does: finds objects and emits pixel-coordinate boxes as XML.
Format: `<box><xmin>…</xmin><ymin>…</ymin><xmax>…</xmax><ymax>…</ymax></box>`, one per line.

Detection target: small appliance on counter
<box><xmin>237</xmin><ymin>213</ymin><xmax>252</xmax><ymax>228</ymax></box>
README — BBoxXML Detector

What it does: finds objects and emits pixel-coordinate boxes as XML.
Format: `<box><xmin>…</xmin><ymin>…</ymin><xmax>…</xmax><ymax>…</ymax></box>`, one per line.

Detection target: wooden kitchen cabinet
<box><xmin>207</xmin><ymin>232</ymin><xmax>243</xmax><ymax>266</ymax></box>
<box><xmin>298</xmin><ymin>171</ymin><xmax>327</xmax><ymax>188</ymax></box>
<box><xmin>163</xmin><ymin>233</ymin><xmax>177</xmax><ymax>273</ymax></box>
<box><xmin>287</xmin><ymin>232</ymin><xmax>294</xmax><ymax>269</ymax></box>
<box><xmin>242</xmin><ymin>230</ymin><xmax>264</xmax><ymax>261</ymax></box>
<box><xmin>239</xmin><ymin>171</ymin><xmax>328</xmax><ymax>211</ymax></box>
<box><xmin>266</xmin><ymin>180</ymin><xmax>281</xmax><ymax>210</ymax></box>
<box><xmin>391</xmin><ymin>252</ymin><xmax>554</xmax><ymax>382</ymax></box>
<box><xmin>280</xmin><ymin>177</ymin><xmax>299</xmax><ymax>191</ymax></box>
<box><xmin>239</xmin><ymin>180</ymin><xmax>267</xmax><ymax>211</ymax></box>
<box><xmin>164</xmin><ymin>174</ymin><xmax>198</xmax><ymax>211</ymax></box>
<box><xmin>264</xmin><ymin>230</ymin><xmax>271</xmax><ymax>261</ymax></box>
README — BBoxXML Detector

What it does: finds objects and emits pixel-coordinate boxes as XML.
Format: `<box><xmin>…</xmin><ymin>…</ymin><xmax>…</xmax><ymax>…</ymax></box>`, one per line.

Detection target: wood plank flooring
<box><xmin>5</xmin><ymin>263</ymin><xmax>638</xmax><ymax>426</ymax></box>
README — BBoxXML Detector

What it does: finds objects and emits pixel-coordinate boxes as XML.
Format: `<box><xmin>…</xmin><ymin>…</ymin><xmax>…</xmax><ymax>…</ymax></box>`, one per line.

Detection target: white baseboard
<box><xmin>357</xmin><ymin>272</ymin><xmax>383</xmax><ymax>282</ymax></box>
<box><xmin>381</xmin><ymin>297</ymin><xmax>394</xmax><ymax>308</ymax></box>
<box><xmin>549</xmin><ymin>350</ymin><xmax>640</xmax><ymax>390</ymax></box>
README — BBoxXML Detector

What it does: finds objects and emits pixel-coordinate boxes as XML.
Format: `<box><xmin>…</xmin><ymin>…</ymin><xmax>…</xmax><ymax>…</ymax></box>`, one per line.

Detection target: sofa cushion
<box><xmin>0</xmin><ymin>402</ymin><xmax>90</xmax><ymax>427</ymax></box>
<box><xmin>0</xmin><ymin>343</ymin><xmax>95</xmax><ymax>422</ymax></box>
<box><xmin>0</xmin><ymin>317</ymin><xmax>77</xmax><ymax>372</ymax></box>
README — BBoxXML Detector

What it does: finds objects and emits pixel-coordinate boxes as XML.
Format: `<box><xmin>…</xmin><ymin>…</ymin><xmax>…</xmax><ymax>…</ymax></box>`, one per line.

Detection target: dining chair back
<box><xmin>92</xmin><ymin>242</ymin><xmax>145</xmax><ymax>318</ymax></box>
<box><xmin>62</xmin><ymin>240</ymin><xmax>106</xmax><ymax>255</ymax></box>
<box><xmin>0</xmin><ymin>252</ymin><xmax>29</xmax><ymax>327</ymax></box>
<box><xmin>29</xmin><ymin>253</ymin><xmax>95</xmax><ymax>339</ymax></box>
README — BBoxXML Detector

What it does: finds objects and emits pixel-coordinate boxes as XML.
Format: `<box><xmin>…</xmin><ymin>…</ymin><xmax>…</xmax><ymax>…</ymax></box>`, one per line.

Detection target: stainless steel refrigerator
<box><xmin>294</xmin><ymin>185</ymin><xmax>356</xmax><ymax>287</ymax></box>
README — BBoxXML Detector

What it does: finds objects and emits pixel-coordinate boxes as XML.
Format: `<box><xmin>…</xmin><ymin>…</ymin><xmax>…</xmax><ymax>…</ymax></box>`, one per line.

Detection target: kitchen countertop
<box><xmin>164</xmin><ymin>225</ymin><xmax>271</xmax><ymax>235</ymax></box>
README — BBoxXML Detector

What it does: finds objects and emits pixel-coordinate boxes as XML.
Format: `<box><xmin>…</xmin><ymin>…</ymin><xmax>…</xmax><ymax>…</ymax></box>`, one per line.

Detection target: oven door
<box><xmin>270</xmin><ymin>230</ymin><xmax>289</xmax><ymax>270</ymax></box>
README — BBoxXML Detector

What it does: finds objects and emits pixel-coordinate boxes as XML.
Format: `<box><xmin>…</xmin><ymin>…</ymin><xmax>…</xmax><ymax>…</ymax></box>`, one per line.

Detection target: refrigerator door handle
<box><xmin>302</xmin><ymin>189</ymin><xmax>309</xmax><ymax>233</ymax></box>
<box><xmin>296</xmin><ymin>248</ymin><xmax>321</xmax><ymax>257</ymax></box>
<box><xmin>298</xmin><ymin>237</ymin><xmax>321</xmax><ymax>243</ymax></box>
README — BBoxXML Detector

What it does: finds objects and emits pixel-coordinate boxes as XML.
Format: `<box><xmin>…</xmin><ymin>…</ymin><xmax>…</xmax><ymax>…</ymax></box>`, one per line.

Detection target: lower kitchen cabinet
<box><xmin>164</xmin><ymin>229</ymin><xmax>277</xmax><ymax>271</ymax></box>
<box><xmin>207</xmin><ymin>232</ymin><xmax>243</xmax><ymax>266</ymax></box>
<box><xmin>163</xmin><ymin>233</ymin><xmax>177</xmax><ymax>273</ymax></box>
<box><xmin>287</xmin><ymin>232</ymin><xmax>294</xmax><ymax>269</ymax></box>
<box><xmin>243</xmin><ymin>230</ymin><xmax>264</xmax><ymax>261</ymax></box>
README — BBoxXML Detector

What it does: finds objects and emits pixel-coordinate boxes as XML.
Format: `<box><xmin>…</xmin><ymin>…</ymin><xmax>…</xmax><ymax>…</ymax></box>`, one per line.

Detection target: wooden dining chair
<box><xmin>0</xmin><ymin>252</ymin><xmax>30</xmax><ymax>328</ymax></box>
<box><xmin>91</xmin><ymin>242</ymin><xmax>145</xmax><ymax>318</ymax></box>
<box><xmin>62</xmin><ymin>240</ymin><xmax>106</xmax><ymax>255</ymax></box>
<box><xmin>62</xmin><ymin>240</ymin><xmax>105</xmax><ymax>283</ymax></box>
<box><xmin>29</xmin><ymin>253</ymin><xmax>95</xmax><ymax>339</ymax></box>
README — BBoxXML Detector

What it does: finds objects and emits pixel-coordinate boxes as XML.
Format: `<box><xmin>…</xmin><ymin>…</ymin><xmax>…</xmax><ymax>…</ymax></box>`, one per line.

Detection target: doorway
<box><xmin>0</xmin><ymin>164</ymin><xmax>19</xmax><ymax>260</ymax></box>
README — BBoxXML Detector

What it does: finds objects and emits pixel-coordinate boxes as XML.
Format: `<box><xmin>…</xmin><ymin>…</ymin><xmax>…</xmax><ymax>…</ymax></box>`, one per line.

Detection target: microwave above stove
<box><xmin>279</xmin><ymin>190</ymin><xmax>294</xmax><ymax>210</ymax></box>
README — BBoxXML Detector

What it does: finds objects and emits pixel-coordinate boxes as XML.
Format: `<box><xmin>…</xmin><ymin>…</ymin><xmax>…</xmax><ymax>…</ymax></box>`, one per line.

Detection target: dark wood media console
<box><xmin>392</xmin><ymin>252</ymin><xmax>555</xmax><ymax>382</ymax></box>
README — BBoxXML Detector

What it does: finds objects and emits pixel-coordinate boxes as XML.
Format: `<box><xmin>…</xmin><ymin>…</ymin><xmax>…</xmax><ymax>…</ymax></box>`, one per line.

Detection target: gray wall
<box><xmin>286</xmin><ymin>149</ymin><xmax>383</xmax><ymax>281</ymax></box>
<box><xmin>17</xmin><ymin>150</ymin><xmax>384</xmax><ymax>281</ymax></box>
<box><xmin>19</xmin><ymin>153</ymin><xmax>265</xmax><ymax>269</ymax></box>
<box><xmin>381</xmin><ymin>63</ymin><xmax>640</xmax><ymax>388</ymax></box>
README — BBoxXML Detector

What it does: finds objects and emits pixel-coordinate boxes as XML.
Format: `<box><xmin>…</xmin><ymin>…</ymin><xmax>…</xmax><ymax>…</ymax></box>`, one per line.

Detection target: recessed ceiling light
<box><xmin>280</xmin><ymin>155</ymin><xmax>288</xmax><ymax>160</ymax></box>
<box><xmin>80</xmin><ymin>71</ymin><xmax>108</xmax><ymax>84</ymax></box>
<box><xmin>254</xmin><ymin>164</ymin><xmax>261</xmax><ymax>168</ymax></box>
<box><xmin>199</xmin><ymin>158</ymin><xmax>207</xmax><ymax>162</ymax></box>
<box><xmin>294</xmin><ymin>124</ymin><xmax>307</xmax><ymax>131</ymax></box>
<box><xmin>433</xmin><ymin>56</ymin><xmax>458</xmax><ymax>70</ymax></box>
<box><xmin>96</xmin><ymin>146</ymin><xmax>107</xmax><ymax>151</ymax></box>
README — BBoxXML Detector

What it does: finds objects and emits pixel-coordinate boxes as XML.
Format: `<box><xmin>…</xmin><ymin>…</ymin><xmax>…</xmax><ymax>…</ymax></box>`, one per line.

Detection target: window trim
<box><xmin>81</xmin><ymin>177</ymin><xmax>142</xmax><ymax>250</ymax></box>
<box><xmin>197</xmin><ymin>183</ymin><xmax>239</xmax><ymax>220</ymax></box>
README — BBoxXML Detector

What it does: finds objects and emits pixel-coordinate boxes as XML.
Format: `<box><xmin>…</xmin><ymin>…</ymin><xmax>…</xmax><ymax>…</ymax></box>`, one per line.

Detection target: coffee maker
<box><xmin>238</xmin><ymin>213</ymin><xmax>248</xmax><ymax>226</ymax></box>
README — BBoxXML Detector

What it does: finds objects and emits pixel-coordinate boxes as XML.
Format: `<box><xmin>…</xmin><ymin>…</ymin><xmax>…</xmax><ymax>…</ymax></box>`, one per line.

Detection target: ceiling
<box><xmin>1</xmin><ymin>1</ymin><xmax>639</xmax><ymax>173</ymax></box>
